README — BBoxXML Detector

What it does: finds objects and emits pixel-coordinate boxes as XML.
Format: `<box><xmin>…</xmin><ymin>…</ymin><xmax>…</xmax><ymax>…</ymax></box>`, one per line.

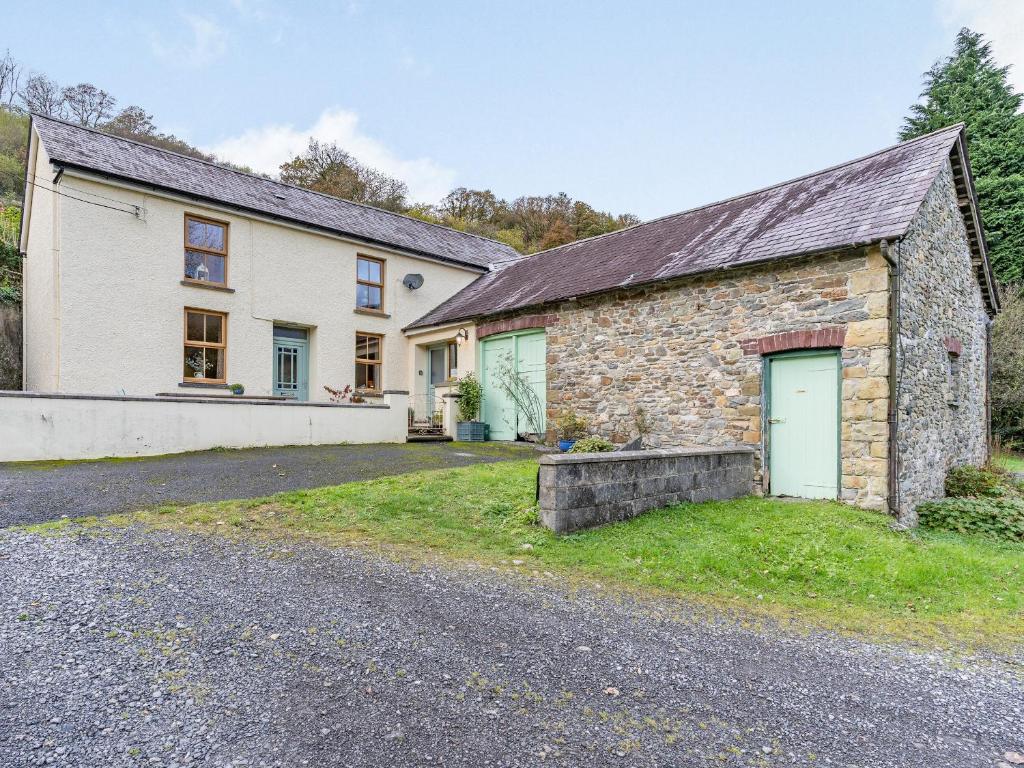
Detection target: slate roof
<box><xmin>31</xmin><ymin>115</ymin><xmax>518</xmax><ymax>270</ymax></box>
<box><xmin>409</xmin><ymin>123</ymin><xmax>996</xmax><ymax>328</ymax></box>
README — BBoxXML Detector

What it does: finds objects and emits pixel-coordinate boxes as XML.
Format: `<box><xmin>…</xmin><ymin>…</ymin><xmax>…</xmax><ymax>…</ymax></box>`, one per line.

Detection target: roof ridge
<box><xmin>520</xmin><ymin>122</ymin><xmax>966</xmax><ymax>262</ymax></box>
<box><xmin>30</xmin><ymin>113</ymin><xmax>518</xmax><ymax>254</ymax></box>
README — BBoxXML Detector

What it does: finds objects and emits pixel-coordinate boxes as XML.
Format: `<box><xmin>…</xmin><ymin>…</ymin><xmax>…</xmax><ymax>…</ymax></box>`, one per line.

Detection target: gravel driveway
<box><xmin>1</xmin><ymin>525</ymin><xmax>1020</xmax><ymax>767</ymax></box>
<box><xmin>0</xmin><ymin>442</ymin><xmax>541</xmax><ymax>528</ymax></box>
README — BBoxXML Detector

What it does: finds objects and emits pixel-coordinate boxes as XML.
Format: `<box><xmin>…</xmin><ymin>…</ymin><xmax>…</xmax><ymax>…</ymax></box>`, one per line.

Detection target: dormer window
<box><xmin>356</xmin><ymin>256</ymin><xmax>385</xmax><ymax>311</ymax></box>
<box><xmin>184</xmin><ymin>214</ymin><xmax>228</xmax><ymax>286</ymax></box>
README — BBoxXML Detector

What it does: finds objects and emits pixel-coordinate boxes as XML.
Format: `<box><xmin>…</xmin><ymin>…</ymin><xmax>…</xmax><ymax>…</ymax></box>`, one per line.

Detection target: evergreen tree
<box><xmin>901</xmin><ymin>28</ymin><xmax>1024</xmax><ymax>282</ymax></box>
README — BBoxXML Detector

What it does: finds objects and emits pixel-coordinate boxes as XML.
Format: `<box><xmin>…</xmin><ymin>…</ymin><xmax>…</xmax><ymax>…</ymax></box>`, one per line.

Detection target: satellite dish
<box><xmin>403</xmin><ymin>273</ymin><xmax>424</xmax><ymax>290</ymax></box>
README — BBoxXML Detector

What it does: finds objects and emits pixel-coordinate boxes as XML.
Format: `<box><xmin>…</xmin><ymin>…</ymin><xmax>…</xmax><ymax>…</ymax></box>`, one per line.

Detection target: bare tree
<box><xmin>20</xmin><ymin>73</ymin><xmax>66</xmax><ymax>117</ymax></box>
<box><xmin>0</xmin><ymin>50</ymin><xmax>21</xmax><ymax>109</ymax></box>
<box><xmin>61</xmin><ymin>83</ymin><xmax>116</xmax><ymax>127</ymax></box>
<box><xmin>359</xmin><ymin>165</ymin><xmax>409</xmax><ymax>213</ymax></box>
<box><xmin>279</xmin><ymin>138</ymin><xmax>408</xmax><ymax>211</ymax></box>
<box><xmin>103</xmin><ymin>105</ymin><xmax>156</xmax><ymax>137</ymax></box>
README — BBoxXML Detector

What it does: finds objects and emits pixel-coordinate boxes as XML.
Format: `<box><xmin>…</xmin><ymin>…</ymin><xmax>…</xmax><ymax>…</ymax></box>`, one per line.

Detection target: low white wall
<box><xmin>0</xmin><ymin>391</ymin><xmax>410</xmax><ymax>461</ymax></box>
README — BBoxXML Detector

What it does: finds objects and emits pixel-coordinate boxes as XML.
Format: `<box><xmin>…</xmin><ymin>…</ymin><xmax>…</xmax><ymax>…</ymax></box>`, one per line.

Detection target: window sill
<box><xmin>179</xmin><ymin>381</ymin><xmax>229</xmax><ymax>389</ymax></box>
<box><xmin>181</xmin><ymin>280</ymin><xmax>235</xmax><ymax>293</ymax></box>
<box><xmin>354</xmin><ymin>307</ymin><xmax>390</xmax><ymax>319</ymax></box>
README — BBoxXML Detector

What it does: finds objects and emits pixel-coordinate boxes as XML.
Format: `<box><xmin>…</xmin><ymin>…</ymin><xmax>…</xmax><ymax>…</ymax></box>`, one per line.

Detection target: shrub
<box><xmin>555</xmin><ymin>410</ymin><xmax>588</xmax><ymax>441</ymax></box>
<box><xmin>456</xmin><ymin>373</ymin><xmax>482</xmax><ymax>422</ymax></box>
<box><xmin>918</xmin><ymin>497</ymin><xmax>1024</xmax><ymax>542</ymax></box>
<box><xmin>944</xmin><ymin>464</ymin><xmax>1006</xmax><ymax>498</ymax></box>
<box><xmin>568</xmin><ymin>436</ymin><xmax>615</xmax><ymax>454</ymax></box>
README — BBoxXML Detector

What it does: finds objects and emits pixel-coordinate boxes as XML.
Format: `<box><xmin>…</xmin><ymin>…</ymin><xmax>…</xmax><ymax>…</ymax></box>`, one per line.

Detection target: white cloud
<box><xmin>149</xmin><ymin>13</ymin><xmax>228</xmax><ymax>69</ymax></box>
<box><xmin>206</xmin><ymin>108</ymin><xmax>457</xmax><ymax>203</ymax></box>
<box><xmin>940</xmin><ymin>0</ymin><xmax>1024</xmax><ymax>92</ymax></box>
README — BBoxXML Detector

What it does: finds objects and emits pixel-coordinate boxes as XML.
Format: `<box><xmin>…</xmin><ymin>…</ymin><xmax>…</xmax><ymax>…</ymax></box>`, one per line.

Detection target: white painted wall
<box><xmin>406</xmin><ymin>323</ymin><xmax>479</xmax><ymax>404</ymax></box>
<box><xmin>21</xmin><ymin>136</ymin><xmax>60</xmax><ymax>392</ymax></box>
<box><xmin>21</xmin><ymin>130</ymin><xmax>486</xmax><ymax>401</ymax></box>
<box><xmin>0</xmin><ymin>392</ymin><xmax>409</xmax><ymax>461</ymax></box>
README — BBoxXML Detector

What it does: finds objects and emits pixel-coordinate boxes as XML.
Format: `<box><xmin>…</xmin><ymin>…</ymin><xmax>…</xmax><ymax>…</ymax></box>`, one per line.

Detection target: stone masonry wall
<box><xmin>531</xmin><ymin>248</ymin><xmax>892</xmax><ymax>510</ymax></box>
<box><xmin>538</xmin><ymin>447</ymin><xmax>755</xmax><ymax>534</ymax></box>
<box><xmin>894</xmin><ymin>159</ymin><xmax>989</xmax><ymax>524</ymax></box>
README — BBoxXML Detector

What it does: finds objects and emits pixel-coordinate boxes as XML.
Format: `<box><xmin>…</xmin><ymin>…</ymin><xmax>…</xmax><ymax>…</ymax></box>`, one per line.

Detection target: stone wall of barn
<box><xmin>530</xmin><ymin>247</ymin><xmax>893</xmax><ymax>510</ymax></box>
<box><xmin>893</xmin><ymin>159</ymin><xmax>990</xmax><ymax>525</ymax></box>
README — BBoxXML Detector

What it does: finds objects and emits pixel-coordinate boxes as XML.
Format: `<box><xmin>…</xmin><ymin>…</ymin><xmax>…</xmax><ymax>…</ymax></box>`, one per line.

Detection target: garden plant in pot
<box><xmin>555</xmin><ymin>410</ymin><xmax>588</xmax><ymax>452</ymax></box>
<box><xmin>455</xmin><ymin>373</ymin><xmax>486</xmax><ymax>441</ymax></box>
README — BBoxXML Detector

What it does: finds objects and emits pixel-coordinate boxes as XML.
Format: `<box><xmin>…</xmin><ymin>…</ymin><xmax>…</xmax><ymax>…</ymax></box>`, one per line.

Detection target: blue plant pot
<box><xmin>558</xmin><ymin>439</ymin><xmax>577</xmax><ymax>452</ymax></box>
<box><xmin>457</xmin><ymin>421</ymin><xmax>487</xmax><ymax>441</ymax></box>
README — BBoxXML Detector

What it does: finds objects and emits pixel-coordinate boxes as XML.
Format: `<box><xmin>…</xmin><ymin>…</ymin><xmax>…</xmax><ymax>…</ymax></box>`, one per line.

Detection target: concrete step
<box><xmin>406</xmin><ymin>434</ymin><xmax>453</xmax><ymax>443</ymax></box>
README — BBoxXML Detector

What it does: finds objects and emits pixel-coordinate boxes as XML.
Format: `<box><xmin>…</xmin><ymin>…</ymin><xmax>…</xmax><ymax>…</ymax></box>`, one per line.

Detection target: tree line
<box><xmin>277</xmin><ymin>138</ymin><xmax>639</xmax><ymax>252</ymax></box>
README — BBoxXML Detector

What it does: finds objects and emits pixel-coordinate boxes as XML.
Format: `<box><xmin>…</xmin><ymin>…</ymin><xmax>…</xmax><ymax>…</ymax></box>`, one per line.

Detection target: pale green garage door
<box><xmin>767</xmin><ymin>351</ymin><xmax>840</xmax><ymax>499</ymax></box>
<box><xmin>480</xmin><ymin>331</ymin><xmax>547</xmax><ymax>441</ymax></box>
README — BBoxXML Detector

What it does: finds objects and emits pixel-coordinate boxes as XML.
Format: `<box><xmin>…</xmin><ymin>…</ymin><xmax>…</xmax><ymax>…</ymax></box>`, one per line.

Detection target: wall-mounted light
<box><xmin>455</xmin><ymin>328</ymin><xmax>470</xmax><ymax>345</ymax></box>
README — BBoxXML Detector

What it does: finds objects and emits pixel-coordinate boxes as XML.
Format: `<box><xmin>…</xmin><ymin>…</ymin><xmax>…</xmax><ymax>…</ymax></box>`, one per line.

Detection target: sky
<box><xmin>5</xmin><ymin>1</ymin><xmax>1024</xmax><ymax>220</ymax></box>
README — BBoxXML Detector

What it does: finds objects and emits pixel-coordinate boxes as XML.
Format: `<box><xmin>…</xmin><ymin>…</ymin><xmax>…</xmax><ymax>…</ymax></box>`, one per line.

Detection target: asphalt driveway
<box><xmin>0</xmin><ymin>442</ymin><xmax>542</xmax><ymax>528</ymax></box>
<box><xmin>0</xmin><ymin>525</ymin><xmax>1020</xmax><ymax>767</ymax></box>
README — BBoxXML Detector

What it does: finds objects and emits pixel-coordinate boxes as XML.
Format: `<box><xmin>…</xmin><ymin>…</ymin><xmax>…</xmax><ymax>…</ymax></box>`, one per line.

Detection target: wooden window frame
<box><xmin>356</xmin><ymin>255</ymin><xmax>386</xmax><ymax>312</ymax></box>
<box><xmin>183</xmin><ymin>213</ymin><xmax>230</xmax><ymax>288</ymax></box>
<box><xmin>183</xmin><ymin>308</ymin><xmax>228</xmax><ymax>384</ymax></box>
<box><xmin>355</xmin><ymin>331</ymin><xmax>384</xmax><ymax>393</ymax></box>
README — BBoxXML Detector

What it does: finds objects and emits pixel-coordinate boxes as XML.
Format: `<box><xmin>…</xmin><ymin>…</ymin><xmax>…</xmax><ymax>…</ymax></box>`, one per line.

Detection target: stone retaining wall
<box><xmin>538</xmin><ymin>447</ymin><xmax>754</xmax><ymax>534</ymax></box>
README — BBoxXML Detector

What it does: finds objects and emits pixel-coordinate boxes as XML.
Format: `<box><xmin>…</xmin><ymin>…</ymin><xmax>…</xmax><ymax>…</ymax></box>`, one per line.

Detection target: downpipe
<box><xmin>879</xmin><ymin>239</ymin><xmax>901</xmax><ymax>519</ymax></box>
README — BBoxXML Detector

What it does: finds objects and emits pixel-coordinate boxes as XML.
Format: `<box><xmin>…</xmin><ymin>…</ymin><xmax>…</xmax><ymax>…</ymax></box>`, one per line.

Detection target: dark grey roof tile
<box><xmin>409</xmin><ymin>125</ymin><xmax>966</xmax><ymax>328</ymax></box>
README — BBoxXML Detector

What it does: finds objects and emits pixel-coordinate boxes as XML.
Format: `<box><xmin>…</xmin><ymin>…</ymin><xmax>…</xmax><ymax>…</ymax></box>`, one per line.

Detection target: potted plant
<box><xmin>229</xmin><ymin>383</ymin><xmax>245</xmax><ymax>396</ymax></box>
<box><xmin>186</xmin><ymin>351</ymin><xmax>205</xmax><ymax>379</ymax></box>
<box><xmin>555</xmin><ymin>410</ymin><xmax>588</xmax><ymax>451</ymax></box>
<box><xmin>324</xmin><ymin>384</ymin><xmax>353</xmax><ymax>403</ymax></box>
<box><xmin>455</xmin><ymin>373</ymin><xmax>486</xmax><ymax>441</ymax></box>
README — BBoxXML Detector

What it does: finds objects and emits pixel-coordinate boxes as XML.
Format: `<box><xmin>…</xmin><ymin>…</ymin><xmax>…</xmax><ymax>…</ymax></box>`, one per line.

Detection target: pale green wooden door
<box><xmin>515</xmin><ymin>332</ymin><xmax>547</xmax><ymax>436</ymax></box>
<box><xmin>768</xmin><ymin>352</ymin><xmax>839</xmax><ymax>499</ymax></box>
<box><xmin>273</xmin><ymin>327</ymin><xmax>309</xmax><ymax>401</ymax></box>
<box><xmin>481</xmin><ymin>336</ymin><xmax>516</xmax><ymax>440</ymax></box>
<box><xmin>480</xmin><ymin>331</ymin><xmax>547</xmax><ymax>440</ymax></box>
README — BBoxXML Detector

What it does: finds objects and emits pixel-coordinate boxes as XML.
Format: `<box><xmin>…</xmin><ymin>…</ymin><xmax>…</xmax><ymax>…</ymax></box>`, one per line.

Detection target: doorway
<box><xmin>273</xmin><ymin>325</ymin><xmax>309</xmax><ymax>401</ymax></box>
<box><xmin>767</xmin><ymin>351</ymin><xmax>840</xmax><ymax>499</ymax></box>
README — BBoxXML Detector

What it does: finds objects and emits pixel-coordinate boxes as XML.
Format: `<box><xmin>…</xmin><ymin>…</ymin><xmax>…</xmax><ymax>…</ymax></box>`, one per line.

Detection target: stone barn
<box><xmin>408</xmin><ymin>124</ymin><xmax>998</xmax><ymax>524</ymax></box>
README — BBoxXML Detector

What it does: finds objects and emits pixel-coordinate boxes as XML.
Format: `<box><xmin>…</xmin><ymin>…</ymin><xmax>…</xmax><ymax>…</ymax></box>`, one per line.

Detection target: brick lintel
<box><xmin>944</xmin><ymin>336</ymin><xmax>962</xmax><ymax>356</ymax></box>
<box><xmin>477</xmin><ymin>314</ymin><xmax>558</xmax><ymax>339</ymax></box>
<box><xmin>740</xmin><ymin>326</ymin><xmax>847</xmax><ymax>356</ymax></box>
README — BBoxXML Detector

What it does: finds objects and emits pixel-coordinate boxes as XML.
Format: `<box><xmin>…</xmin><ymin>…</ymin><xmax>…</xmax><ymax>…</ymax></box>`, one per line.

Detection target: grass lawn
<box><xmin>45</xmin><ymin>460</ymin><xmax>1023</xmax><ymax>649</ymax></box>
<box><xmin>993</xmin><ymin>450</ymin><xmax>1024</xmax><ymax>474</ymax></box>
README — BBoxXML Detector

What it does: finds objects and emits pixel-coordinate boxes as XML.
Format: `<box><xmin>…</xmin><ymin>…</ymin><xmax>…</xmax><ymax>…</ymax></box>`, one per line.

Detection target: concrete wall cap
<box><xmin>0</xmin><ymin>391</ymin><xmax>391</xmax><ymax>409</ymax></box>
<box><xmin>539</xmin><ymin>445</ymin><xmax>755</xmax><ymax>464</ymax></box>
